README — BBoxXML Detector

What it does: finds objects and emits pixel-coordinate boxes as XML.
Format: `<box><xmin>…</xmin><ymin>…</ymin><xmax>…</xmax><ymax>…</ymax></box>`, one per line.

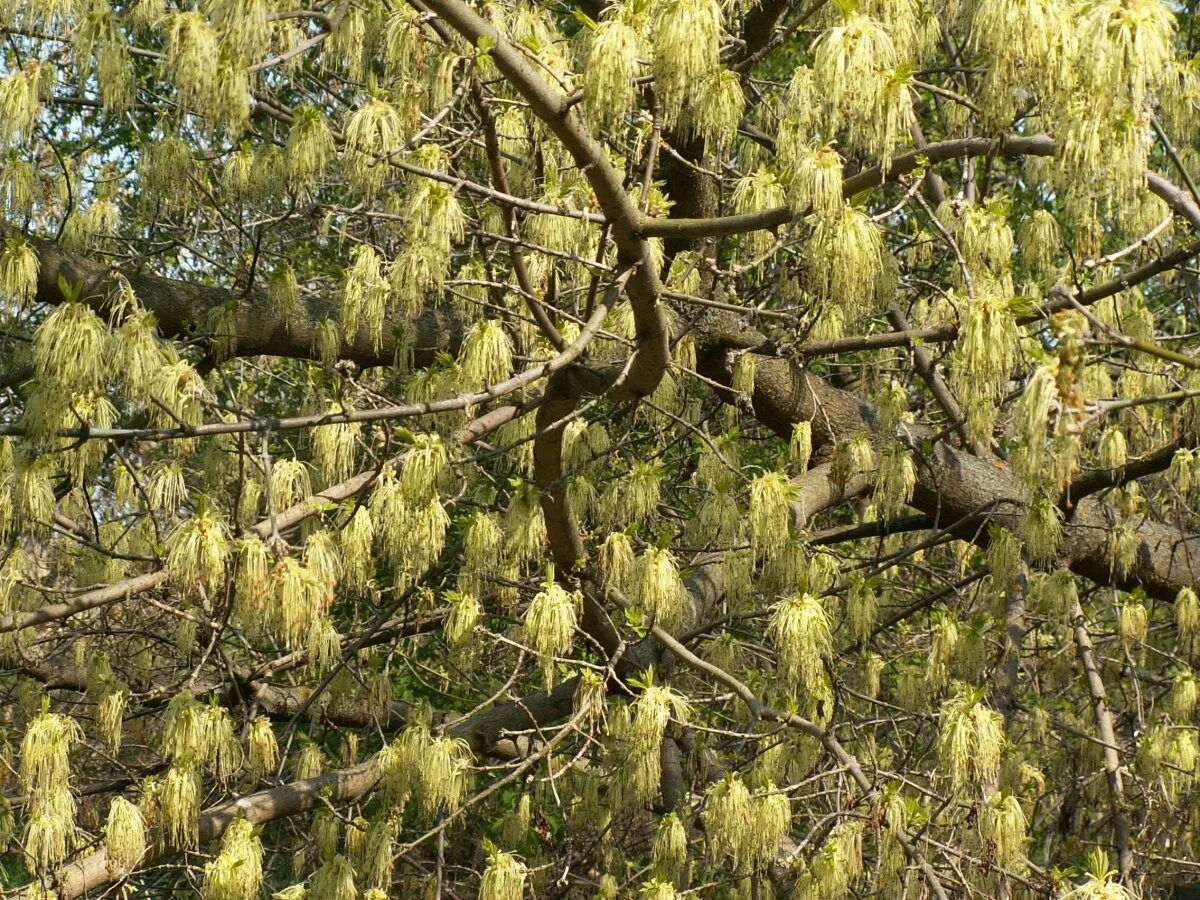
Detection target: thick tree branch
<box><xmin>639</xmin><ymin>135</ymin><xmax>1058</xmax><ymax>240</ymax></box>
<box><xmin>417</xmin><ymin>0</ymin><xmax>670</xmax><ymax>400</ymax></box>
<box><xmin>637</xmin><ymin>134</ymin><xmax>1200</xmax><ymax>243</ymax></box>
<box><xmin>0</xmin><ymin>570</ymin><xmax>169</xmax><ymax>634</ymax></box>
<box><xmin>695</xmin><ymin>321</ymin><xmax>1200</xmax><ymax>602</ymax></box>
<box><xmin>3</xmin><ymin>266</ymin><xmax>629</xmax><ymax>443</ymax></box>
<box><xmin>29</xmin><ymin>236</ymin><xmax>461</xmax><ymax>368</ymax></box>
<box><xmin>1068</xmin><ymin>442</ymin><xmax>1183</xmax><ymax>502</ymax></box>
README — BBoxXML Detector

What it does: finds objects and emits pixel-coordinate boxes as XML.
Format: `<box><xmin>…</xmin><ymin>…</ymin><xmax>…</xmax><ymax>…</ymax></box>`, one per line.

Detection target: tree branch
<box><xmin>417</xmin><ymin>0</ymin><xmax>669</xmax><ymax>400</ymax></box>
<box><xmin>1071</xmin><ymin>597</ymin><xmax>1134</xmax><ymax>886</ymax></box>
<box><xmin>21</xmin><ymin>678</ymin><xmax>580</xmax><ymax>899</ymax></box>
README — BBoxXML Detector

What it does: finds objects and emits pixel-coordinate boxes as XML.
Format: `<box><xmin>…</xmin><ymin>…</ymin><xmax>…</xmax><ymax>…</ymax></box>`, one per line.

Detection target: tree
<box><xmin>0</xmin><ymin>0</ymin><xmax>1198</xmax><ymax>896</ymax></box>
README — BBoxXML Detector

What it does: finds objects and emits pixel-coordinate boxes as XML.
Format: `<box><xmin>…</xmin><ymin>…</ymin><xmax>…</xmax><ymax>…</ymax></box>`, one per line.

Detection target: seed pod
<box><xmin>105</xmin><ymin>796</ymin><xmax>146</xmax><ymax>873</ymax></box>
<box><xmin>633</xmin><ymin>548</ymin><xmax>687</xmax><ymax>633</ymax></box>
<box><xmin>480</xmin><ymin>843</ymin><xmax>527</xmax><ymax>900</ymax></box>
<box><xmin>937</xmin><ymin>685</ymin><xmax>1004</xmax><ymax>797</ymax></box>
<box><xmin>247</xmin><ymin>717</ymin><xmax>279</xmax><ymax>779</ymax></box>
<box><xmin>310</xmin><ymin>854</ymin><xmax>357</xmax><ymax>900</ymax></box>
<box><xmin>524</xmin><ymin>572</ymin><xmax>579</xmax><ymax>688</ymax></box>
<box><xmin>202</xmin><ymin>818</ymin><xmax>263</xmax><ymax>900</ymax></box>
<box><xmin>160</xmin><ymin>765</ymin><xmax>200</xmax><ymax>849</ymax></box>
<box><xmin>769</xmin><ymin>593</ymin><xmax>832</xmax><ymax>695</ymax></box>
<box><xmin>749</xmin><ymin>471</ymin><xmax>794</xmax><ymax>563</ymax></box>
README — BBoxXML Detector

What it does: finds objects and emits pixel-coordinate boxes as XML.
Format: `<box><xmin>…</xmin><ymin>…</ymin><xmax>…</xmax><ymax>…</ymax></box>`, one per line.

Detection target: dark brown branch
<box><xmin>29</xmin><ymin>236</ymin><xmax>461</xmax><ymax>369</ymax></box>
<box><xmin>638</xmin><ymin>134</ymin><xmax>1058</xmax><ymax>240</ymax></box>
<box><xmin>1067</xmin><ymin>442</ymin><xmax>1184</xmax><ymax>504</ymax></box>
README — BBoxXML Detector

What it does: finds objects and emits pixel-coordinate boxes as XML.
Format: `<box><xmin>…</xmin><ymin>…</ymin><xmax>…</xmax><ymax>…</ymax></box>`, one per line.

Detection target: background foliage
<box><xmin>0</xmin><ymin>0</ymin><xmax>1198</xmax><ymax>897</ymax></box>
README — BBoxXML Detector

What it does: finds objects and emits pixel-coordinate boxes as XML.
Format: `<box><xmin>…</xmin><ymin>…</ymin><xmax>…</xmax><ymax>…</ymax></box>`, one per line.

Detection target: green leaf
<box><xmin>1005</xmin><ymin>294</ymin><xmax>1038</xmax><ymax>317</ymax></box>
<box><xmin>476</xmin><ymin>34</ymin><xmax>495</xmax><ymax>66</ymax></box>
<box><xmin>57</xmin><ymin>275</ymin><xmax>84</xmax><ymax>303</ymax></box>
<box><xmin>573</xmin><ymin>9</ymin><xmax>599</xmax><ymax>30</ymax></box>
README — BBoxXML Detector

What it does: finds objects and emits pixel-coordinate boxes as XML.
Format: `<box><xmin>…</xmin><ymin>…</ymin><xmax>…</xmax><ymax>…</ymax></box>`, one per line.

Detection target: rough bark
<box><xmin>702</xmin><ymin>332</ymin><xmax>1199</xmax><ymax>602</ymax></box>
<box><xmin>29</xmin><ymin>236</ymin><xmax>462</xmax><ymax>369</ymax></box>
